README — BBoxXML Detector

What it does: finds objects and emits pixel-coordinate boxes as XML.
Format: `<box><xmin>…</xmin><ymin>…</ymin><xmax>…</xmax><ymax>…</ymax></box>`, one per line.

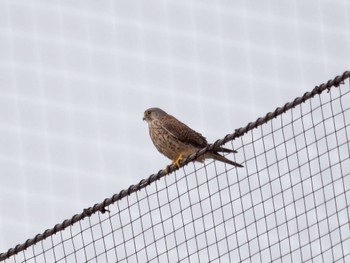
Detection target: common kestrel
<box><xmin>143</xmin><ymin>107</ymin><xmax>243</xmax><ymax>169</ymax></box>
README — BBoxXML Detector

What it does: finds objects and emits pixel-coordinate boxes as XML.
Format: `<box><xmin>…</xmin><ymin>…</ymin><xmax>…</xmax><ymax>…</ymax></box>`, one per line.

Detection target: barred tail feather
<box><xmin>216</xmin><ymin>147</ymin><xmax>238</xmax><ymax>154</ymax></box>
<box><xmin>207</xmin><ymin>153</ymin><xmax>243</xmax><ymax>167</ymax></box>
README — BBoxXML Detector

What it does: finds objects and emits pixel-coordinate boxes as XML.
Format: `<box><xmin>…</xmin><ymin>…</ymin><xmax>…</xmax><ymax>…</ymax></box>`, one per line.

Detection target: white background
<box><xmin>0</xmin><ymin>0</ymin><xmax>349</xmax><ymax>252</ymax></box>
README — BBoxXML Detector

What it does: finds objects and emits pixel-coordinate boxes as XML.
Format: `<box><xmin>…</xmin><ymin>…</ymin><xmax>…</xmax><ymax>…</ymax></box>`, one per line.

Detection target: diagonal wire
<box><xmin>0</xmin><ymin>71</ymin><xmax>349</xmax><ymax>262</ymax></box>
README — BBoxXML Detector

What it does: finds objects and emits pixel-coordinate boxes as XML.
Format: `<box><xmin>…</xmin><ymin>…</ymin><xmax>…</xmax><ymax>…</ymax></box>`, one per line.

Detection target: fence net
<box><xmin>1</xmin><ymin>72</ymin><xmax>350</xmax><ymax>262</ymax></box>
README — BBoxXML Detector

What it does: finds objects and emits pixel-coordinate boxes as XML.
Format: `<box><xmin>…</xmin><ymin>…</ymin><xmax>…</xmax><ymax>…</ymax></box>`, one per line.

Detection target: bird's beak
<box><xmin>142</xmin><ymin>116</ymin><xmax>145</xmax><ymax>121</ymax></box>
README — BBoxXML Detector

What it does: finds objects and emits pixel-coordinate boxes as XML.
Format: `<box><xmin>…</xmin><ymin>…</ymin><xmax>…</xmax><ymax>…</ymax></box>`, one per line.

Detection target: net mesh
<box><xmin>1</xmin><ymin>72</ymin><xmax>350</xmax><ymax>262</ymax></box>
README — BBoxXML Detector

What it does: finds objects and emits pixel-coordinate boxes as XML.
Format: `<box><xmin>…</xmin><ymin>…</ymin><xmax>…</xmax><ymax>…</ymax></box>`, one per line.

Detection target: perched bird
<box><xmin>143</xmin><ymin>107</ymin><xmax>243</xmax><ymax>169</ymax></box>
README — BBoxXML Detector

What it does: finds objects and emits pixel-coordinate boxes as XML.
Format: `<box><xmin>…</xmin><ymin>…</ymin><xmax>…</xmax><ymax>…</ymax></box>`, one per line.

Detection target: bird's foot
<box><xmin>165</xmin><ymin>154</ymin><xmax>184</xmax><ymax>174</ymax></box>
<box><xmin>174</xmin><ymin>154</ymin><xmax>184</xmax><ymax>168</ymax></box>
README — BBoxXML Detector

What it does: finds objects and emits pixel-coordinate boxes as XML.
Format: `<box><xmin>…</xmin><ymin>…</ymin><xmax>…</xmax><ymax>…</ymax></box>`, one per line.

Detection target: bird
<box><xmin>143</xmin><ymin>107</ymin><xmax>243</xmax><ymax>170</ymax></box>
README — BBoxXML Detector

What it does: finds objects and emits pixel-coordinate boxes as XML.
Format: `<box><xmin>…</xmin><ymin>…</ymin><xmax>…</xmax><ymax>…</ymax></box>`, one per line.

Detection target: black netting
<box><xmin>1</xmin><ymin>72</ymin><xmax>350</xmax><ymax>262</ymax></box>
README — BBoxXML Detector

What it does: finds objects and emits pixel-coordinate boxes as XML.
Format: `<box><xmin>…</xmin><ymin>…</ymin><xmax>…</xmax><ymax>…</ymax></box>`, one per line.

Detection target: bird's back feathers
<box><xmin>161</xmin><ymin>114</ymin><xmax>208</xmax><ymax>148</ymax></box>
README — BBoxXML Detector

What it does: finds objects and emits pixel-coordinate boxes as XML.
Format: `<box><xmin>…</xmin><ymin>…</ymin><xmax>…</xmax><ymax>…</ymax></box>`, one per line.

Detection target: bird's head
<box><xmin>143</xmin><ymin>107</ymin><xmax>167</xmax><ymax>123</ymax></box>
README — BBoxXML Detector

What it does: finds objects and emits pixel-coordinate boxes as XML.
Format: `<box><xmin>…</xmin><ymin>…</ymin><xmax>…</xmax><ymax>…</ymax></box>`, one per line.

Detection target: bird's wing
<box><xmin>161</xmin><ymin>114</ymin><xmax>207</xmax><ymax>148</ymax></box>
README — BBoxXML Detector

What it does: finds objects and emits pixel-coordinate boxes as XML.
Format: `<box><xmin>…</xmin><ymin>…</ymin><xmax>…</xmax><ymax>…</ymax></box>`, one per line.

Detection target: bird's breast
<box><xmin>148</xmin><ymin>123</ymin><xmax>198</xmax><ymax>161</ymax></box>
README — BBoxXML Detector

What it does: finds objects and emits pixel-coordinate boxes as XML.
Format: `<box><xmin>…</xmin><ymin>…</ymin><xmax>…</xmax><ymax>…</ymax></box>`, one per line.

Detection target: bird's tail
<box><xmin>216</xmin><ymin>147</ymin><xmax>238</xmax><ymax>154</ymax></box>
<box><xmin>206</xmin><ymin>152</ymin><xmax>244</xmax><ymax>168</ymax></box>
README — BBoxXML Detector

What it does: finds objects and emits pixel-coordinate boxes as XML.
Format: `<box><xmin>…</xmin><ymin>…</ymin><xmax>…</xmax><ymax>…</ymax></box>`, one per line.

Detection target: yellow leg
<box><xmin>174</xmin><ymin>154</ymin><xmax>184</xmax><ymax>168</ymax></box>
<box><xmin>165</xmin><ymin>154</ymin><xmax>184</xmax><ymax>174</ymax></box>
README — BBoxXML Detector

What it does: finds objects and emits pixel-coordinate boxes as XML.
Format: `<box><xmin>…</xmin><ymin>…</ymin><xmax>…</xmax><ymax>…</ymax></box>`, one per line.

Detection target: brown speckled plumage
<box><xmin>143</xmin><ymin>107</ymin><xmax>243</xmax><ymax>168</ymax></box>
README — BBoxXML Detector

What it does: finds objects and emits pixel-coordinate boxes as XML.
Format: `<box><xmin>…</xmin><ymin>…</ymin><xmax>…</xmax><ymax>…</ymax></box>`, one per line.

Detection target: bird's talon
<box><xmin>174</xmin><ymin>154</ymin><xmax>184</xmax><ymax>168</ymax></box>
